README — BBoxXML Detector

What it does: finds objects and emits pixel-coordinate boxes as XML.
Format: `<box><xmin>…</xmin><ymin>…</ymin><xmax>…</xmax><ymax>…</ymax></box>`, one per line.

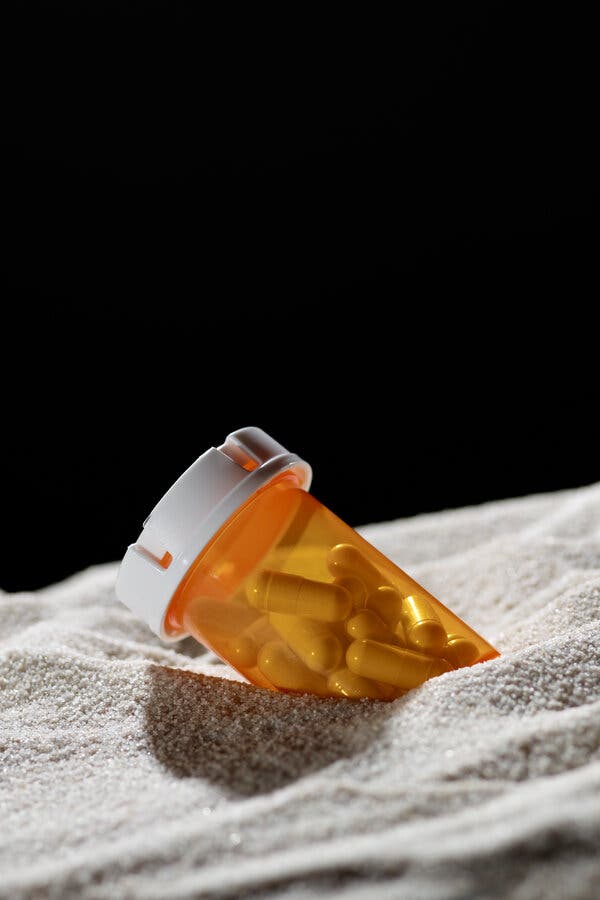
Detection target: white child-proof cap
<box><xmin>115</xmin><ymin>427</ymin><xmax>312</xmax><ymax>641</ymax></box>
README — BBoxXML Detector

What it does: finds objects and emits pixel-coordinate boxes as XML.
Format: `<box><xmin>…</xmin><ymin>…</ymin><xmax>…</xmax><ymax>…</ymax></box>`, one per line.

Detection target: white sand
<box><xmin>1</xmin><ymin>484</ymin><xmax>599</xmax><ymax>899</ymax></box>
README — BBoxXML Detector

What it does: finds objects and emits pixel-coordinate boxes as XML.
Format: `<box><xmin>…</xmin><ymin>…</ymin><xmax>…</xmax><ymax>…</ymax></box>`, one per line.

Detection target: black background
<box><xmin>2</xmin><ymin>3</ymin><xmax>598</xmax><ymax>591</ymax></box>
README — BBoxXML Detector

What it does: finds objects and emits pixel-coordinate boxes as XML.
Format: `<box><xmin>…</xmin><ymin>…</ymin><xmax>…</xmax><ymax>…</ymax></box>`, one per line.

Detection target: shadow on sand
<box><xmin>144</xmin><ymin>665</ymin><xmax>389</xmax><ymax>797</ymax></box>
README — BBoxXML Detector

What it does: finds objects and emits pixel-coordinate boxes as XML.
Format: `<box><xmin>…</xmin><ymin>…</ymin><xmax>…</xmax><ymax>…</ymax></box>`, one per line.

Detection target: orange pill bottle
<box><xmin>116</xmin><ymin>427</ymin><xmax>499</xmax><ymax>699</ymax></box>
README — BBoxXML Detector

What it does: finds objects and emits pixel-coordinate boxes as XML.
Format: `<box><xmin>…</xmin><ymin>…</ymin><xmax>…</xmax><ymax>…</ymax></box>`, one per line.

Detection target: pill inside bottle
<box><xmin>116</xmin><ymin>427</ymin><xmax>500</xmax><ymax>700</ymax></box>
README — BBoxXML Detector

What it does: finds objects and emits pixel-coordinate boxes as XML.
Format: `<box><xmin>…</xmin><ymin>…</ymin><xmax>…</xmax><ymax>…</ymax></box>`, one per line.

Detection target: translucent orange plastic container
<box><xmin>117</xmin><ymin>428</ymin><xmax>499</xmax><ymax>700</ymax></box>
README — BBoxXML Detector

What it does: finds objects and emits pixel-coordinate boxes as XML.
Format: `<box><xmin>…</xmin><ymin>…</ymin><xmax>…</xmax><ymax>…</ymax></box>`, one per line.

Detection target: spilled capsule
<box><xmin>347</xmin><ymin>639</ymin><xmax>453</xmax><ymax>690</ymax></box>
<box><xmin>270</xmin><ymin>612</ymin><xmax>343</xmax><ymax>674</ymax></box>
<box><xmin>248</xmin><ymin>570</ymin><xmax>352</xmax><ymax>622</ymax></box>
<box><xmin>257</xmin><ymin>641</ymin><xmax>328</xmax><ymax>694</ymax></box>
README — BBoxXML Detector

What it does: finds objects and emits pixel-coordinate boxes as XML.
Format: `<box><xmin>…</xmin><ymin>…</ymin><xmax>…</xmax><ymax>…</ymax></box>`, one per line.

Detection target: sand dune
<box><xmin>1</xmin><ymin>484</ymin><xmax>599</xmax><ymax>898</ymax></box>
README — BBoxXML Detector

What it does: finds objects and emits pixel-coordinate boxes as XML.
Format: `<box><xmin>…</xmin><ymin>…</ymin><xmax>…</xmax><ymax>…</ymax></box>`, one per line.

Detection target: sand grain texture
<box><xmin>1</xmin><ymin>484</ymin><xmax>599</xmax><ymax>899</ymax></box>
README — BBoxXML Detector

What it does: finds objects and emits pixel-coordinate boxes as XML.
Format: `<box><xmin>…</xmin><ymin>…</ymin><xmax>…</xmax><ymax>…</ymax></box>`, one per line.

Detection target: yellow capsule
<box><xmin>327</xmin><ymin>668</ymin><xmax>385</xmax><ymax>699</ymax></box>
<box><xmin>367</xmin><ymin>585</ymin><xmax>404</xmax><ymax>628</ymax></box>
<box><xmin>228</xmin><ymin>615</ymin><xmax>275</xmax><ymax>668</ymax></box>
<box><xmin>333</xmin><ymin>576</ymin><xmax>367</xmax><ymax>609</ymax></box>
<box><xmin>347</xmin><ymin>639</ymin><xmax>453</xmax><ymax>690</ymax></box>
<box><xmin>257</xmin><ymin>641</ymin><xmax>328</xmax><ymax>694</ymax></box>
<box><xmin>346</xmin><ymin>609</ymin><xmax>391</xmax><ymax>642</ymax></box>
<box><xmin>400</xmin><ymin>594</ymin><xmax>448</xmax><ymax>655</ymax></box>
<box><xmin>270</xmin><ymin>613</ymin><xmax>344</xmax><ymax>674</ymax></box>
<box><xmin>229</xmin><ymin>635</ymin><xmax>257</xmax><ymax>668</ymax></box>
<box><xmin>327</xmin><ymin>543</ymin><xmax>386</xmax><ymax>592</ymax></box>
<box><xmin>446</xmin><ymin>634</ymin><xmax>480</xmax><ymax>667</ymax></box>
<box><xmin>248</xmin><ymin>570</ymin><xmax>352</xmax><ymax>621</ymax></box>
